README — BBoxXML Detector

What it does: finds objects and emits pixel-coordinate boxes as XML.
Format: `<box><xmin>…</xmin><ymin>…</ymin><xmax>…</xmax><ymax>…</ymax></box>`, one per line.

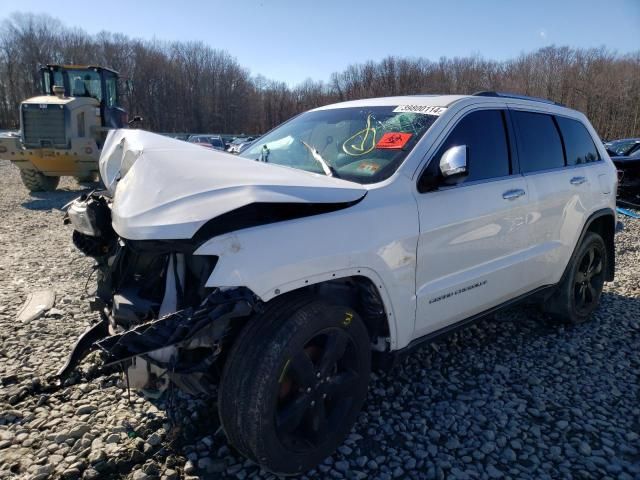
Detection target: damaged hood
<box><xmin>100</xmin><ymin>130</ymin><xmax>367</xmax><ymax>240</ymax></box>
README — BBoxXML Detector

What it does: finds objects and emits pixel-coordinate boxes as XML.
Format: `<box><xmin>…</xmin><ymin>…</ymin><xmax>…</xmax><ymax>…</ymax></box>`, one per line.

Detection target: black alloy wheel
<box><xmin>545</xmin><ymin>231</ymin><xmax>608</xmax><ymax>324</ymax></box>
<box><xmin>275</xmin><ymin>327</ymin><xmax>361</xmax><ymax>452</ymax></box>
<box><xmin>573</xmin><ymin>243</ymin><xmax>605</xmax><ymax>316</ymax></box>
<box><xmin>219</xmin><ymin>298</ymin><xmax>371</xmax><ymax>475</ymax></box>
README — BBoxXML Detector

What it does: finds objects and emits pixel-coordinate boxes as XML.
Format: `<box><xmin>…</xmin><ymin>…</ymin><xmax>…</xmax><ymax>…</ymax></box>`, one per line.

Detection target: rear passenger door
<box><xmin>413</xmin><ymin>108</ymin><xmax>531</xmax><ymax>338</ymax></box>
<box><xmin>510</xmin><ymin>109</ymin><xmax>600</xmax><ymax>290</ymax></box>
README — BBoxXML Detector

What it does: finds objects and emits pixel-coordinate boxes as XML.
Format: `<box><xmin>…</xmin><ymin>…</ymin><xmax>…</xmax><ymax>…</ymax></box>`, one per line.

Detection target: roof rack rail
<box><xmin>472</xmin><ymin>91</ymin><xmax>564</xmax><ymax>107</ymax></box>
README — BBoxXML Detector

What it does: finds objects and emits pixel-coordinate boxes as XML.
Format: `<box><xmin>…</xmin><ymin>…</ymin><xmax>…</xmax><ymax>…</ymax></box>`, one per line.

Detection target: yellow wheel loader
<box><xmin>0</xmin><ymin>64</ymin><xmax>136</xmax><ymax>192</ymax></box>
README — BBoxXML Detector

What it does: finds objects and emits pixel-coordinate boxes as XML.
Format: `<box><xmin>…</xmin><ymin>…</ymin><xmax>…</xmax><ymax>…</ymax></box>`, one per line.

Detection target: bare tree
<box><xmin>0</xmin><ymin>13</ymin><xmax>638</xmax><ymax>139</ymax></box>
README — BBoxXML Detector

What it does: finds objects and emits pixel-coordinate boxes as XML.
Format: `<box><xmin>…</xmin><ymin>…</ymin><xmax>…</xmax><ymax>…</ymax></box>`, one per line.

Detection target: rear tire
<box><xmin>545</xmin><ymin>232</ymin><xmax>607</xmax><ymax>324</ymax></box>
<box><xmin>20</xmin><ymin>170</ymin><xmax>60</xmax><ymax>192</ymax></box>
<box><xmin>219</xmin><ymin>298</ymin><xmax>371</xmax><ymax>475</ymax></box>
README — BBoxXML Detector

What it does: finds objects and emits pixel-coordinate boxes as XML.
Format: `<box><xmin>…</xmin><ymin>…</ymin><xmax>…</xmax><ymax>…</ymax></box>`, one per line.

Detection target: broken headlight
<box><xmin>67</xmin><ymin>194</ymin><xmax>112</xmax><ymax>237</ymax></box>
<box><xmin>66</xmin><ymin>193</ymin><xmax>116</xmax><ymax>257</ymax></box>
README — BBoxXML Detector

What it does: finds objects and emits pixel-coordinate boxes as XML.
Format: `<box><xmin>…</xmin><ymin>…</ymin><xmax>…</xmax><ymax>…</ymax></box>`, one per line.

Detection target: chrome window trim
<box><xmin>432</xmin><ymin>172</ymin><xmax>525</xmax><ymax>192</ymax></box>
<box><xmin>521</xmin><ymin>160</ymin><xmax>603</xmax><ymax>178</ymax></box>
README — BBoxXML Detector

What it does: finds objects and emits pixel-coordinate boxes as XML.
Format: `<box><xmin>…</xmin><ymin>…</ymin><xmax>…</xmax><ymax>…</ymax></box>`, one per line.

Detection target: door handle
<box><xmin>570</xmin><ymin>176</ymin><xmax>587</xmax><ymax>185</ymax></box>
<box><xmin>502</xmin><ymin>189</ymin><xmax>526</xmax><ymax>200</ymax></box>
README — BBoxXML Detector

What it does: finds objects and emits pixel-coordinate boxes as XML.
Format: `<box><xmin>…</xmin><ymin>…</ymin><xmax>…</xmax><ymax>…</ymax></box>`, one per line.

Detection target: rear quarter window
<box><xmin>512</xmin><ymin>110</ymin><xmax>565</xmax><ymax>173</ymax></box>
<box><xmin>555</xmin><ymin>116</ymin><xmax>600</xmax><ymax>165</ymax></box>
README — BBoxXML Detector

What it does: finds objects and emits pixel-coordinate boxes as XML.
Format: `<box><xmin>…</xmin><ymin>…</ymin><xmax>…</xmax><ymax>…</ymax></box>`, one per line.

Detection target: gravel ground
<box><xmin>0</xmin><ymin>158</ymin><xmax>639</xmax><ymax>480</ymax></box>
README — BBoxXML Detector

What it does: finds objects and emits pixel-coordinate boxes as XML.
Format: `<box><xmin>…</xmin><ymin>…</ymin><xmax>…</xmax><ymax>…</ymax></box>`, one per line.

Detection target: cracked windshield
<box><xmin>240</xmin><ymin>106</ymin><xmax>440</xmax><ymax>183</ymax></box>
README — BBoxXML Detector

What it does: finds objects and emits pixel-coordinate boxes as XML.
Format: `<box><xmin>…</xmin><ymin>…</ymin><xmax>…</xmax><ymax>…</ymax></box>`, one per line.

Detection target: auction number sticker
<box><xmin>393</xmin><ymin>105</ymin><xmax>447</xmax><ymax>116</ymax></box>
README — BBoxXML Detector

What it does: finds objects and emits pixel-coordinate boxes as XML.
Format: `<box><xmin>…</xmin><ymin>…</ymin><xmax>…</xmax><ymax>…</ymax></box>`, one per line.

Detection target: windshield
<box><xmin>239</xmin><ymin>106</ymin><xmax>441</xmax><ymax>184</ymax></box>
<box><xmin>68</xmin><ymin>69</ymin><xmax>102</xmax><ymax>101</ymax></box>
<box><xmin>188</xmin><ymin>135</ymin><xmax>210</xmax><ymax>143</ymax></box>
<box><xmin>606</xmin><ymin>140</ymin><xmax>640</xmax><ymax>156</ymax></box>
<box><xmin>210</xmin><ymin>138</ymin><xmax>225</xmax><ymax>148</ymax></box>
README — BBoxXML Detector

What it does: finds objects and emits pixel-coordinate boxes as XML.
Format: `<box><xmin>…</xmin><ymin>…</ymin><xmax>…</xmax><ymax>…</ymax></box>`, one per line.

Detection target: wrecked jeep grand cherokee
<box><xmin>62</xmin><ymin>93</ymin><xmax>617</xmax><ymax>474</ymax></box>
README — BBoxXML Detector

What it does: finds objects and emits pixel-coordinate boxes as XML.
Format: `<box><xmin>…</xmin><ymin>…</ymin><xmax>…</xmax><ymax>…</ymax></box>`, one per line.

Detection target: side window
<box><xmin>53</xmin><ymin>71</ymin><xmax>64</xmax><ymax>87</ymax></box>
<box><xmin>42</xmin><ymin>71</ymin><xmax>51</xmax><ymax>94</ymax></box>
<box><xmin>433</xmin><ymin>109</ymin><xmax>510</xmax><ymax>184</ymax></box>
<box><xmin>512</xmin><ymin>111</ymin><xmax>564</xmax><ymax>173</ymax></box>
<box><xmin>555</xmin><ymin>116</ymin><xmax>600</xmax><ymax>165</ymax></box>
<box><xmin>105</xmin><ymin>75</ymin><xmax>118</xmax><ymax>108</ymax></box>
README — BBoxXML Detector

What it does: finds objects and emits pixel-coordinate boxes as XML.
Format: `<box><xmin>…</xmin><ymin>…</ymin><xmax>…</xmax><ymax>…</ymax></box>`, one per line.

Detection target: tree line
<box><xmin>1</xmin><ymin>12</ymin><xmax>638</xmax><ymax>139</ymax></box>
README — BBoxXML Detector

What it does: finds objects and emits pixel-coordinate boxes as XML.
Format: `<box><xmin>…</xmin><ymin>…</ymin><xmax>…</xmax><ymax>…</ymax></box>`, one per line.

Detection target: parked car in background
<box><xmin>159</xmin><ymin>132</ymin><xmax>191</xmax><ymax>141</ymax></box>
<box><xmin>187</xmin><ymin>134</ymin><xmax>226</xmax><ymax>150</ymax></box>
<box><xmin>605</xmin><ymin>138</ymin><xmax>640</xmax><ymax>157</ymax></box>
<box><xmin>605</xmin><ymin>138</ymin><xmax>640</xmax><ymax>198</ymax></box>
<box><xmin>237</xmin><ymin>139</ymin><xmax>255</xmax><ymax>153</ymax></box>
<box><xmin>227</xmin><ymin>136</ymin><xmax>255</xmax><ymax>154</ymax></box>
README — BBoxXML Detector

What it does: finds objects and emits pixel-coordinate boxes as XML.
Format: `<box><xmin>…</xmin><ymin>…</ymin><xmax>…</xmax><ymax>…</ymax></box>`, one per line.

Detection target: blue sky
<box><xmin>2</xmin><ymin>0</ymin><xmax>639</xmax><ymax>85</ymax></box>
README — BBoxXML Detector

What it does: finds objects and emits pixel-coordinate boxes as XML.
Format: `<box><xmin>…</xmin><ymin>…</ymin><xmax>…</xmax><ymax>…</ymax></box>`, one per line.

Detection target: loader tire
<box><xmin>20</xmin><ymin>170</ymin><xmax>60</xmax><ymax>192</ymax></box>
<box><xmin>75</xmin><ymin>173</ymin><xmax>96</xmax><ymax>184</ymax></box>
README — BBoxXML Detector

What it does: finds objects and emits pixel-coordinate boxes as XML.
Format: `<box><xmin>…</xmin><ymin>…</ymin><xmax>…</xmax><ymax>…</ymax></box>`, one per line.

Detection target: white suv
<box><xmin>63</xmin><ymin>92</ymin><xmax>617</xmax><ymax>474</ymax></box>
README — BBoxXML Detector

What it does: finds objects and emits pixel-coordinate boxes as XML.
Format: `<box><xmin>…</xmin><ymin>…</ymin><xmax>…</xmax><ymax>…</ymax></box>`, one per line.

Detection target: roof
<box><xmin>311</xmin><ymin>92</ymin><xmax>583</xmax><ymax>119</ymax></box>
<box><xmin>313</xmin><ymin>95</ymin><xmax>468</xmax><ymax>111</ymax></box>
<box><xmin>23</xmin><ymin>95</ymin><xmax>78</xmax><ymax>106</ymax></box>
<box><xmin>43</xmin><ymin>64</ymin><xmax>120</xmax><ymax>75</ymax></box>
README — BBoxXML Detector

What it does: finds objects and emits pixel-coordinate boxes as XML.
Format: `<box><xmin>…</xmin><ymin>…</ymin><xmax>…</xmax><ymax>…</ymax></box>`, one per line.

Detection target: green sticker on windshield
<box><xmin>342</xmin><ymin>114</ymin><xmax>377</xmax><ymax>156</ymax></box>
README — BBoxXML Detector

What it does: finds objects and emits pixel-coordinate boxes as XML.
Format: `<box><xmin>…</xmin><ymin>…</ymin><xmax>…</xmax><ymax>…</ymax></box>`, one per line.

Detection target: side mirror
<box><xmin>439</xmin><ymin>145</ymin><xmax>468</xmax><ymax>178</ymax></box>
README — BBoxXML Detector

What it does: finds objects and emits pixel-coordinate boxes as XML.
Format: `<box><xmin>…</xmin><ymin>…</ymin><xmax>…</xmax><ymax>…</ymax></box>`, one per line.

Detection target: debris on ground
<box><xmin>15</xmin><ymin>290</ymin><xmax>55</xmax><ymax>322</ymax></box>
<box><xmin>1</xmin><ymin>159</ymin><xmax>639</xmax><ymax>480</ymax></box>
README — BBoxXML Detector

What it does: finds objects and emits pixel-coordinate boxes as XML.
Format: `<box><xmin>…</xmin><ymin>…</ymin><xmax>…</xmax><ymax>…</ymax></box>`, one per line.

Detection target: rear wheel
<box><xmin>20</xmin><ymin>170</ymin><xmax>60</xmax><ymax>192</ymax></box>
<box><xmin>546</xmin><ymin>232</ymin><xmax>607</xmax><ymax>323</ymax></box>
<box><xmin>219</xmin><ymin>298</ymin><xmax>370</xmax><ymax>475</ymax></box>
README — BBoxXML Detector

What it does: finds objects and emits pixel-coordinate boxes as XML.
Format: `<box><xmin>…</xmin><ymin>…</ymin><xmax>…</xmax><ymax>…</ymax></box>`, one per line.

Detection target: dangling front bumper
<box><xmin>56</xmin><ymin>288</ymin><xmax>256</xmax><ymax>394</ymax></box>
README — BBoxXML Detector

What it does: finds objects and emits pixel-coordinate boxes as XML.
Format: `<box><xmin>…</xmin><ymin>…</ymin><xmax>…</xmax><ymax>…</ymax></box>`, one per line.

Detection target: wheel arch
<box><xmin>573</xmin><ymin>208</ymin><xmax>616</xmax><ymax>282</ymax></box>
<box><xmin>258</xmin><ymin>269</ymin><xmax>398</xmax><ymax>351</ymax></box>
<box><xmin>215</xmin><ymin>269</ymin><xmax>399</xmax><ymax>353</ymax></box>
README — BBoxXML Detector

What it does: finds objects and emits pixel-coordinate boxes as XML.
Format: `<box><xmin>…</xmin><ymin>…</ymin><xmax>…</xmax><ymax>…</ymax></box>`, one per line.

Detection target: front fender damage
<box><xmin>57</xmin><ymin>288</ymin><xmax>255</xmax><ymax>395</ymax></box>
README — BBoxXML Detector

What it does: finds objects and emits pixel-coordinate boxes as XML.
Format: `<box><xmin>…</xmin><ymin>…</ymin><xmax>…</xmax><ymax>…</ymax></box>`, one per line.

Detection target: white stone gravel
<box><xmin>0</xmin><ymin>159</ymin><xmax>639</xmax><ymax>480</ymax></box>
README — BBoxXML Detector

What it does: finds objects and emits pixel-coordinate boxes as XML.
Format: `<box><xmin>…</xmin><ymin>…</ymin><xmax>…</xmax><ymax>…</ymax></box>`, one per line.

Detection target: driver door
<box><xmin>412</xmin><ymin>108</ymin><xmax>531</xmax><ymax>339</ymax></box>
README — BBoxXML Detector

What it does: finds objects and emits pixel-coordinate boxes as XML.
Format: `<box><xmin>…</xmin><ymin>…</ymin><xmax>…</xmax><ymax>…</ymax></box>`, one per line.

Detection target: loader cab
<box><xmin>40</xmin><ymin>64</ymin><xmax>127</xmax><ymax>129</ymax></box>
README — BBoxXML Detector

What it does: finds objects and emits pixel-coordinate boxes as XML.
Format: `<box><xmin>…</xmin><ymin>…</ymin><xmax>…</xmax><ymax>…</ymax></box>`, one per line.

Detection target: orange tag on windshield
<box><xmin>376</xmin><ymin>132</ymin><xmax>412</xmax><ymax>149</ymax></box>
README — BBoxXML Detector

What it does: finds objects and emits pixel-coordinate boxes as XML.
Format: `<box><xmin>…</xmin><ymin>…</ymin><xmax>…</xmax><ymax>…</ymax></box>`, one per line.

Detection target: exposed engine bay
<box><xmin>55</xmin><ymin>129</ymin><xmax>382</xmax><ymax>398</ymax></box>
<box><xmin>59</xmin><ymin>189</ymin><xmax>387</xmax><ymax>396</ymax></box>
<box><xmin>60</xmin><ymin>191</ymin><xmax>256</xmax><ymax>396</ymax></box>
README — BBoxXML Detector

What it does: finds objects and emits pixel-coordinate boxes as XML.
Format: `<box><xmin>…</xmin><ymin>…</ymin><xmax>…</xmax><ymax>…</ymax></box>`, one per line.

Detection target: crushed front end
<box><xmin>60</xmin><ymin>192</ymin><xmax>255</xmax><ymax>397</ymax></box>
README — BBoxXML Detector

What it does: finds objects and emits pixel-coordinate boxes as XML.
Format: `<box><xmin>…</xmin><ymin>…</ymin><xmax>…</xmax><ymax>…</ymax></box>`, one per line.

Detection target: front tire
<box><xmin>546</xmin><ymin>232</ymin><xmax>607</xmax><ymax>323</ymax></box>
<box><xmin>219</xmin><ymin>298</ymin><xmax>371</xmax><ymax>475</ymax></box>
<box><xmin>20</xmin><ymin>170</ymin><xmax>60</xmax><ymax>192</ymax></box>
